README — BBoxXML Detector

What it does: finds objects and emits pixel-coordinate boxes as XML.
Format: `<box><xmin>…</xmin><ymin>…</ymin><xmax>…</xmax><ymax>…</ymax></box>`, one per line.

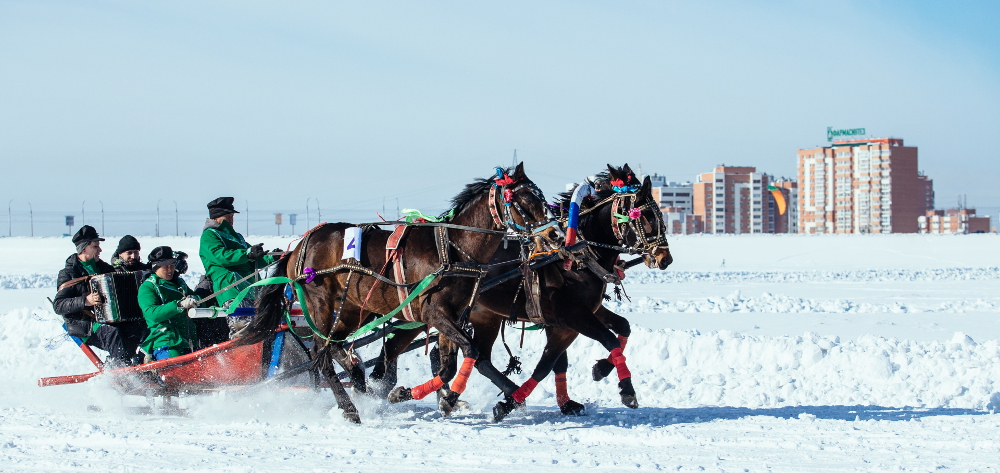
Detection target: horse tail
<box><xmin>238</xmin><ymin>255</ymin><xmax>291</xmax><ymax>346</ymax></box>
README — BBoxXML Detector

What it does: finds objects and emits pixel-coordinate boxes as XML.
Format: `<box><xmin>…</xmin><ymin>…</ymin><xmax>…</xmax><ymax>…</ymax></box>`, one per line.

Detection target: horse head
<box><xmin>605</xmin><ymin>164</ymin><xmax>672</xmax><ymax>270</ymax></box>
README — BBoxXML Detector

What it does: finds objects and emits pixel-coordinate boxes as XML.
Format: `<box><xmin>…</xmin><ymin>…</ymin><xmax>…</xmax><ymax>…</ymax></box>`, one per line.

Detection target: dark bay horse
<box><xmin>242</xmin><ymin>164</ymin><xmax>552</xmax><ymax>423</ymax></box>
<box><xmin>376</xmin><ymin>165</ymin><xmax>672</xmax><ymax>420</ymax></box>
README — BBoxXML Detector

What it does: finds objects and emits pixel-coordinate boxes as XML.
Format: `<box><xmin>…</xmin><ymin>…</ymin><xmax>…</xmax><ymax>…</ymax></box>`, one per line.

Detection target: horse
<box><xmin>242</xmin><ymin>163</ymin><xmax>552</xmax><ymax>423</ymax></box>
<box><xmin>374</xmin><ymin>164</ymin><xmax>672</xmax><ymax>421</ymax></box>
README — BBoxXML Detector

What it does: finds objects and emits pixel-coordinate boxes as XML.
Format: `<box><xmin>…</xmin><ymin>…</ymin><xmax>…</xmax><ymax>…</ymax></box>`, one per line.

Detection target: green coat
<box><xmin>138</xmin><ymin>274</ymin><xmax>197</xmax><ymax>354</ymax></box>
<box><xmin>199</xmin><ymin>219</ymin><xmax>275</xmax><ymax>307</ymax></box>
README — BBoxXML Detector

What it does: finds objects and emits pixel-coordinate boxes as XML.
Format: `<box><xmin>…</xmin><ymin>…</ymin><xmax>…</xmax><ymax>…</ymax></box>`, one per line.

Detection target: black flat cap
<box><xmin>72</xmin><ymin>225</ymin><xmax>105</xmax><ymax>253</ymax></box>
<box><xmin>207</xmin><ymin>197</ymin><xmax>239</xmax><ymax>219</ymax></box>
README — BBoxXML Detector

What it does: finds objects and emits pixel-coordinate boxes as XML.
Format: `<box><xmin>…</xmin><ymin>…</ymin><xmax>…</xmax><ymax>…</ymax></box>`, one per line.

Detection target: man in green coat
<box><xmin>199</xmin><ymin>197</ymin><xmax>278</xmax><ymax>310</ymax></box>
<box><xmin>138</xmin><ymin>246</ymin><xmax>199</xmax><ymax>361</ymax></box>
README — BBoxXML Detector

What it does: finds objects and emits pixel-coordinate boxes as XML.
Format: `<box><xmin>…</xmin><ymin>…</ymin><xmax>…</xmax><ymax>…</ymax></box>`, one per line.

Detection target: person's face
<box><xmin>79</xmin><ymin>241</ymin><xmax>101</xmax><ymax>261</ymax></box>
<box><xmin>155</xmin><ymin>263</ymin><xmax>175</xmax><ymax>280</ymax></box>
<box><xmin>119</xmin><ymin>249</ymin><xmax>141</xmax><ymax>265</ymax></box>
<box><xmin>215</xmin><ymin>213</ymin><xmax>235</xmax><ymax>225</ymax></box>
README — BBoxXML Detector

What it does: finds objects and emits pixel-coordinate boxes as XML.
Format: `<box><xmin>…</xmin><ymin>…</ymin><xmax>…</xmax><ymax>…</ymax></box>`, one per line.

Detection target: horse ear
<box><xmin>606</xmin><ymin>164</ymin><xmax>620</xmax><ymax>180</ymax></box>
<box><xmin>623</xmin><ymin>163</ymin><xmax>640</xmax><ymax>184</ymax></box>
<box><xmin>512</xmin><ymin>162</ymin><xmax>526</xmax><ymax>180</ymax></box>
<box><xmin>641</xmin><ymin>175</ymin><xmax>653</xmax><ymax>195</ymax></box>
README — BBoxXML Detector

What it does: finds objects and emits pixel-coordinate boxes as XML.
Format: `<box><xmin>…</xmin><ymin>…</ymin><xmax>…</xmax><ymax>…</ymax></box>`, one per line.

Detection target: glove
<box><xmin>179</xmin><ymin>296</ymin><xmax>200</xmax><ymax>310</ymax></box>
<box><xmin>247</xmin><ymin>243</ymin><xmax>265</xmax><ymax>261</ymax></box>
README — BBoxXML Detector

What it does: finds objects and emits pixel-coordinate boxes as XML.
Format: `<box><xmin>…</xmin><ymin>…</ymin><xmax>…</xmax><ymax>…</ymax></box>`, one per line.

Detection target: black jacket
<box><xmin>53</xmin><ymin>254</ymin><xmax>115</xmax><ymax>337</ymax></box>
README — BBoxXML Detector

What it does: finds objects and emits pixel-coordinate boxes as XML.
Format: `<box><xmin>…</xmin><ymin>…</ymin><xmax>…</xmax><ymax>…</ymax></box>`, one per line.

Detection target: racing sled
<box><xmin>37</xmin><ymin>307</ymin><xmax>438</xmax><ymax>402</ymax></box>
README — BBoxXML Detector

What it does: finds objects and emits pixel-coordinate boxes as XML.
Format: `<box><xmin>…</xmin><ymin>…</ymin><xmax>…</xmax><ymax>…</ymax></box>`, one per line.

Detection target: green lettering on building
<box><xmin>827</xmin><ymin>126</ymin><xmax>866</xmax><ymax>142</ymax></box>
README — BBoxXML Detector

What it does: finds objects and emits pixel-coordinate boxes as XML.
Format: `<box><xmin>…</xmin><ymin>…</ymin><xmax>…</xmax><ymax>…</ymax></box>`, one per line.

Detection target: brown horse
<box><xmin>375</xmin><ymin>164</ymin><xmax>672</xmax><ymax>421</ymax></box>
<box><xmin>243</xmin><ymin>163</ymin><xmax>552</xmax><ymax>423</ymax></box>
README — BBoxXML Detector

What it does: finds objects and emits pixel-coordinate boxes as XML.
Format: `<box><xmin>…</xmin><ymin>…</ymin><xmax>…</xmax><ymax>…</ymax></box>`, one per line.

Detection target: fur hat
<box><xmin>148</xmin><ymin>246</ymin><xmax>178</xmax><ymax>270</ymax></box>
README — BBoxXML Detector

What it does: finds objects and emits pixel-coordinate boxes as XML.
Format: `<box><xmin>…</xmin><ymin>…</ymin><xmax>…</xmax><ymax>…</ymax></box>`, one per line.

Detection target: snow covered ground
<box><xmin>2</xmin><ymin>233</ymin><xmax>1000</xmax><ymax>471</ymax></box>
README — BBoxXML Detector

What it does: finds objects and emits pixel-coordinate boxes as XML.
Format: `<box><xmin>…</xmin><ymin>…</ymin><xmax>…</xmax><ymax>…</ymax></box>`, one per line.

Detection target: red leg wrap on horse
<box><xmin>610</xmin><ymin>347</ymin><xmax>631</xmax><ymax>380</ymax></box>
<box><xmin>605</xmin><ymin>336</ymin><xmax>629</xmax><ymax>363</ymax></box>
<box><xmin>554</xmin><ymin>372</ymin><xmax>570</xmax><ymax>407</ymax></box>
<box><xmin>449</xmin><ymin>357</ymin><xmax>476</xmax><ymax>394</ymax></box>
<box><xmin>410</xmin><ymin>376</ymin><xmax>445</xmax><ymax>400</ymax></box>
<box><xmin>511</xmin><ymin>377</ymin><xmax>539</xmax><ymax>404</ymax></box>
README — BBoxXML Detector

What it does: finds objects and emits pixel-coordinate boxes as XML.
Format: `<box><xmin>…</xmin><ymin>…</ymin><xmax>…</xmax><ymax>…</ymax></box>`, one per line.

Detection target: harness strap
<box><xmin>434</xmin><ymin>226</ymin><xmax>451</xmax><ymax>266</ymax></box>
<box><xmin>488</xmin><ymin>185</ymin><xmax>503</xmax><ymax>229</ymax></box>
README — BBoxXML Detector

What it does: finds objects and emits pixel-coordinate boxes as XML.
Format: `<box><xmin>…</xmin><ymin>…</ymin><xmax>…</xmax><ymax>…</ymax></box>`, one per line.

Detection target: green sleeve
<box><xmin>200</xmin><ymin>229</ymin><xmax>250</xmax><ymax>268</ymax></box>
<box><xmin>138</xmin><ymin>282</ymin><xmax>183</xmax><ymax>325</ymax></box>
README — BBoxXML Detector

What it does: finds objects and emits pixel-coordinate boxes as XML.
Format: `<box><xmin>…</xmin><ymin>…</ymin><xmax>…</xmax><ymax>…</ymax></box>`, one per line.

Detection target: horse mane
<box><xmin>446</xmin><ymin>166</ymin><xmax>519</xmax><ymax>218</ymax></box>
<box><xmin>554</xmin><ymin>164</ymin><xmax>638</xmax><ymax>212</ymax></box>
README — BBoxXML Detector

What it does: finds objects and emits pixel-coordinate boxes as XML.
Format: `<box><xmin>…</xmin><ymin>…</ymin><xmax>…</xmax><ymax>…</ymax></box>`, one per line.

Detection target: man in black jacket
<box><xmin>53</xmin><ymin>226</ymin><xmax>143</xmax><ymax>365</ymax></box>
<box><xmin>110</xmin><ymin>235</ymin><xmax>150</xmax><ymax>273</ymax></box>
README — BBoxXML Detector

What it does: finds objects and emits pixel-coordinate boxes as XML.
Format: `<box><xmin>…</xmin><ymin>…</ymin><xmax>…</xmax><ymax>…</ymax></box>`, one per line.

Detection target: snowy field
<box><xmin>2</xmin><ymin>233</ymin><xmax>1000</xmax><ymax>472</ymax></box>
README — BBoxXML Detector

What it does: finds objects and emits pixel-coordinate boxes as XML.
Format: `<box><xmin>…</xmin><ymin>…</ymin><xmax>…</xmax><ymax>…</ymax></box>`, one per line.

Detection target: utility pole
<box><xmin>173</xmin><ymin>200</ymin><xmax>179</xmax><ymax>236</ymax></box>
<box><xmin>7</xmin><ymin>200</ymin><xmax>12</xmax><ymax>237</ymax></box>
<box><xmin>156</xmin><ymin>199</ymin><xmax>161</xmax><ymax>237</ymax></box>
<box><xmin>306</xmin><ymin>197</ymin><xmax>321</xmax><ymax>225</ymax></box>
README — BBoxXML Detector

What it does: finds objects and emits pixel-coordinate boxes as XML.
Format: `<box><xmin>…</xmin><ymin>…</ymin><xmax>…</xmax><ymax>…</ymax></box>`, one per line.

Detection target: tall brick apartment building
<box><xmin>693</xmin><ymin>166</ymin><xmax>779</xmax><ymax>234</ymax></box>
<box><xmin>797</xmin><ymin>138</ymin><xmax>933</xmax><ymax>234</ymax></box>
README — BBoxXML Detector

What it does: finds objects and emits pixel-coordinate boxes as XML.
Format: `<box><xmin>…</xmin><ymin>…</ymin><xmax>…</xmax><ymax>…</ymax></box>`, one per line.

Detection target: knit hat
<box><xmin>148</xmin><ymin>246</ymin><xmax>178</xmax><ymax>270</ymax></box>
<box><xmin>114</xmin><ymin>235</ymin><xmax>141</xmax><ymax>257</ymax></box>
<box><xmin>207</xmin><ymin>197</ymin><xmax>239</xmax><ymax>219</ymax></box>
<box><xmin>72</xmin><ymin>225</ymin><xmax>105</xmax><ymax>254</ymax></box>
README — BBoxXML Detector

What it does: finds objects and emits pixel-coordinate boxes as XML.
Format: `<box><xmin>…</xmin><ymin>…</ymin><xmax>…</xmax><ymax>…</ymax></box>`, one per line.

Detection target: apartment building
<box><xmin>768</xmin><ymin>179</ymin><xmax>798</xmax><ymax>234</ymax></box>
<box><xmin>662</xmin><ymin>207</ymin><xmax>705</xmax><ymax>234</ymax></box>
<box><xmin>692</xmin><ymin>166</ymin><xmax>775</xmax><ymax>234</ymax></box>
<box><xmin>797</xmin><ymin>138</ymin><xmax>931</xmax><ymax>234</ymax></box>
<box><xmin>918</xmin><ymin>208</ymin><xmax>990</xmax><ymax>234</ymax></box>
<box><xmin>650</xmin><ymin>179</ymin><xmax>694</xmax><ymax>215</ymax></box>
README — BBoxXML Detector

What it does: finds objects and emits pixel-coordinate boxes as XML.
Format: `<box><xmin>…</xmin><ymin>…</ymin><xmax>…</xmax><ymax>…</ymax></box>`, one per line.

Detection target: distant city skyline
<box><xmin>2</xmin><ymin>1</ymin><xmax>998</xmax><ymax>236</ymax></box>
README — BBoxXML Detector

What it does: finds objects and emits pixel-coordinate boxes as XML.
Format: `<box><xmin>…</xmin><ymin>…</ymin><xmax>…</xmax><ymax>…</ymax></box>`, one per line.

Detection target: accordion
<box><xmin>89</xmin><ymin>272</ymin><xmax>145</xmax><ymax>324</ymax></box>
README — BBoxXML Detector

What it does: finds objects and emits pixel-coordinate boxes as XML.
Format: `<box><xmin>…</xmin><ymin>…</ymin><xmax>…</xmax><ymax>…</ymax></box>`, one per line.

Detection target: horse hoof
<box><xmin>592</xmin><ymin>359</ymin><xmax>614</xmax><ymax>381</ymax></box>
<box><xmin>387</xmin><ymin>386</ymin><xmax>413</xmax><ymax>404</ymax></box>
<box><xmin>343</xmin><ymin>411</ymin><xmax>362</xmax><ymax>424</ymax></box>
<box><xmin>492</xmin><ymin>396</ymin><xmax>522</xmax><ymax>422</ymax></box>
<box><xmin>438</xmin><ymin>390</ymin><xmax>461</xmax><ymax>417</ymax></box>
<box><xmin>618</xmin><ymin>378</ymin><xmax>638</xmax><ymax>409</ymax></box>
<box><xmin>559</xmin><ymin>400</ymin><xmax>586</xmax><ymax>416</ymax></box>
<box><xmin>621</xmin><ymin>395</ymin><xmax>639</xmax><ymax>409</ymax></box>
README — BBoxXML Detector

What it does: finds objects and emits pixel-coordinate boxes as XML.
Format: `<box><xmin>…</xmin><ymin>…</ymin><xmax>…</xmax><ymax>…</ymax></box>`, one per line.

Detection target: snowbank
<box><xmin>8</xmin><ymin>306</ymin><xmax>1000</xmax><ymax>414</ymax></box>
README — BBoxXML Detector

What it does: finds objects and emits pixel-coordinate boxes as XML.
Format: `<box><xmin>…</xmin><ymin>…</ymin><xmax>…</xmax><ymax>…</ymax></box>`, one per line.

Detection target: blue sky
<box><xmin>1</xmin><ymin>0</ymin><xmax>998</xmax><ymax>236</ymax></box>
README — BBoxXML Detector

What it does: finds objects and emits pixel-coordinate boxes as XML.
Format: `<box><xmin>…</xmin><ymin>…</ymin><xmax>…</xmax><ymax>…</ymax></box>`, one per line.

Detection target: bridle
<box><xmin>488</xmin><ymin>169</ymin><xmax>553</xmax><ymax>235</ymax></box>
<box><xmin>572</xmin><ymin>187</ymin><xmax>668</xmax><ymax>255</ymax></box>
